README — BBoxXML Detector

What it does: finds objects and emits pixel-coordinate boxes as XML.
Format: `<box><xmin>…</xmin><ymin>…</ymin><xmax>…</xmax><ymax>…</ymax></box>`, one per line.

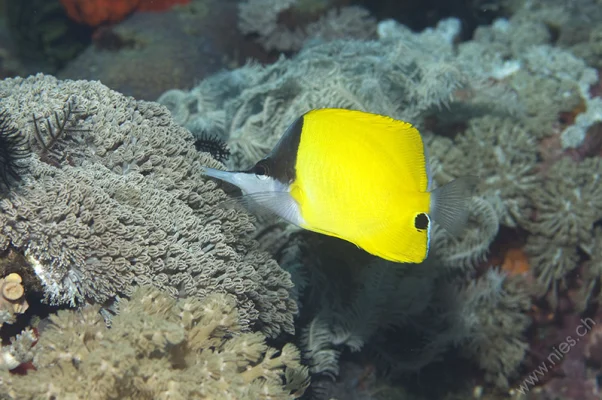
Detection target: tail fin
<box><xmin>429</xmin><ymin>176</ymin><xmax>479</xmax><ymax>236</ymax></box>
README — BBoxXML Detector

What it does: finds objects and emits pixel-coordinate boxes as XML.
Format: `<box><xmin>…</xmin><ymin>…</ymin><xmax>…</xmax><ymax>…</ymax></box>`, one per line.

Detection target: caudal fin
<box><xmin>429</xmin><ymin>176</ymin><xmax>479</xmax><ymax>236</ymax></box>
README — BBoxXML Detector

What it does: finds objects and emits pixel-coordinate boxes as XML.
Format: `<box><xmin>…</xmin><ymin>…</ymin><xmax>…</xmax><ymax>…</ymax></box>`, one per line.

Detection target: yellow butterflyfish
<box><xmin>202</xmin><ymin>108</ymin><xmax>478</xmax><ymax>263</ymax></box>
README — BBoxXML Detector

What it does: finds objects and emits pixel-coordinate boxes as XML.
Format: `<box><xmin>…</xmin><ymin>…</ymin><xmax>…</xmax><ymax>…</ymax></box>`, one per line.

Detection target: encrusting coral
<box><xmin>0</xmin><ymin>286</ymin><xmax>309</xmax><ymax>399</ymax></box>
<box><xmin>0</xmin><ymin>74</ymin><xmax>297</xmax><ymax>338</ymax></box>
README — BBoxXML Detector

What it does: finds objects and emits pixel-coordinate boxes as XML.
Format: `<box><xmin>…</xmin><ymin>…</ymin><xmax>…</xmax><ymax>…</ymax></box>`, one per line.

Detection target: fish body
<box><xmin>202</xmin><ymin>108</ymin><xmax>477</xmax><ymax>263</ymax></box>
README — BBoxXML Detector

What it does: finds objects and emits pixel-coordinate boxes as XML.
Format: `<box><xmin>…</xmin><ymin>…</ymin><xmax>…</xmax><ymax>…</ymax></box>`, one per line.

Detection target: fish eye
<box><xmin>414</xmin><ymin>213</ymin><xmax>430</xmax><ymax>231</ymax></box>
<box><xmin>253</xmin><ymin>163</ymin><xmax>269</xmax><ymax>177</ymax></box>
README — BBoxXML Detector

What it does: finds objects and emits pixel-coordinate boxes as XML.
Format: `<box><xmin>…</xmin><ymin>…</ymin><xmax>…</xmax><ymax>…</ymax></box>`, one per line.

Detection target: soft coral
<box><xmin>59</xmin><ymin>0</ymin><xmax>191</xmax><ymax>27</ymax></box>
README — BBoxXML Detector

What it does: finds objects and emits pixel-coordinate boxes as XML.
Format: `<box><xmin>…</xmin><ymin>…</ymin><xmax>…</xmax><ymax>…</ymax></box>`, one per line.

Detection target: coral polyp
<box><xmin>0</xmin><ymin>110</ymin><xmax>28</xmax><ymax>192</ymax></box>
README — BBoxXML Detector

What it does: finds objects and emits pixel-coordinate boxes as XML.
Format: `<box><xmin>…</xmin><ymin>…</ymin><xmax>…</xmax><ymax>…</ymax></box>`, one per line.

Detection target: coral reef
<box><xmin>0</xmin><ymin>286</ymin><xmax>309</xmax><ymax>399</ymax></box>
<box><xmin>0</xmin><ymin>110</ymin><xmax>28</xmax><ymax>193</ymax></box>
<box><xmin>157</xmin><ymin>14</ymin><xmax>544</xmax><ymax>393</ymax></box>
<box><xmin>296</xmin><ymin>253</ymin><xmax>461</xmax><ymax>378</ymax></box>
<box><xmin>113</xmin><ymin>0</ymin><xmax>602</xmax><ymax>397</ymax></box>
<box><xmin>431</xmin><ymin>4</ymin><xmax>602</xmax><ymax>310</ymax></box>
<box><xmin>455</xmin><ymin>11</ymin><xmax>600</xmax><ymax>142</ymax></box>
<box><xmin>0</xmin><ymin>328</ymin><xmax>36</xmax><ymax>371</ymax></box>
<box><xmin>238</xmin><ymin>0</ymin><xmax>377</xmax><ymax>52</ymax></box>
<box><xmin>0</xmin><ymin>273</ymin><xmax>28</xmax><ymax>327</ymax></box>
<box><xmin>427</xmin><ymin>116</ymin><xmax>539</xmax><ymax>229</ymax></box>
<box><xmin>356</xmin><ymin>0</ymin><xmax>507</xmax><ymax>38</ymax></box>
<box><xmin>0</xmin><ymin>0</ymin><xmax>601</xmax><ymax>398</ymax></box>
<box><xmin>457</xmin><ymin>269</ymin><xmax>531</xmax><ymax>388</ymax></box>
<box><xmin>60</xmin><ymin>0</ymin><xmax>191</xmax><ymax>27</ymax></box>
<box><xmin>160</xmin><ymin>17</ymin><xmax>499</xmax><ymax>170</ymax></box>
<box><xmin>0</xmin><ymin>74</ymin><xmax>297</xmax><ymax>338</ymax></box>
<box><xmin>256</xmin><ymin>224</ymin><xmax>519</xmax><ymax>393</ymax></box>
<box><xmin>525</xmin><ymin>157</ymin><xmax>602</xmax><ymax>300</ymax></box>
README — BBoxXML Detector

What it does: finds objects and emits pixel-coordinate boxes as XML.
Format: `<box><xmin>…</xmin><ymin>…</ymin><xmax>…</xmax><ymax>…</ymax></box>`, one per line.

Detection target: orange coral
<box><xmin>60</xmin><ymin>0</ymin><xmax>191</xmax><ymax>27</ymax></box>
<box><xmin>501</xmin><ymin>248</ymin><xmax>530</xmax><ymax>276</ymax></box>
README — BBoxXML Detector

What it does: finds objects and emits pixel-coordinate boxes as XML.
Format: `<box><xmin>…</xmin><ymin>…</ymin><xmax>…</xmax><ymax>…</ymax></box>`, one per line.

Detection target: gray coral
<box><xmin>526</xmin><ymin>157</ymin><xmax>602</xmax><ymax>293</ymax></box>
<box><xmin>458</xmin><ymin>10</ymin><xmax>600</xmax><ymax>143</ymax></box>
<box><xmin>578</xmin><ymin>227</ymin><xmax>602</xmax><ymax>309</ymax></box>
<box><xmin>0</xmin><ymin>74</ymin><xmax>297</xmax><ymax>337</ymax></box>
<box><xmin>0</xmin><ymin>286</ymin><xmax>309</xmax><ymax>400</ymax></box>
<box><xmin>429</xmin><ymin>196</ymin><xmax>500</xmax><ymax>269</ymax></box>
<box><xmin>457</xmin><ymin>269</ymin><xmax>531</xmax><ymax>388</ymax></box>
<box><xmin>159</xmin><ymin>18</ymin><xmax>497</xmax><ymax>171</ymax></box>
<box><xmin>237</xmin><ymin>0</ymin><xmax>376</xmax><ymax>52</ymax></box>
<box><xmin>429</xmin><ymin>116</ymin><xmax>539</xmax><ymax>228</ymax></box>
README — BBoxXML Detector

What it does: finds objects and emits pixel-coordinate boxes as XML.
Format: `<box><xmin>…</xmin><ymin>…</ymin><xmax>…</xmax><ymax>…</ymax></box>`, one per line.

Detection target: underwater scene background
<box><xmin>0</xmin><ymin>0</ymin><xmax>601</xmax><ymax>399</ymax></box>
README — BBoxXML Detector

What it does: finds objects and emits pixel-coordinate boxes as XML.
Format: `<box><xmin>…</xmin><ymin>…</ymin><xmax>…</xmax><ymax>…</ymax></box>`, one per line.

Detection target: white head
<box><xmin>201</xmin><ymin>167</ymin><xmax>287</xmax><ymax>195</ymax></box>
<box><xmin>201</xmin><ymin>166</ymin><xmax>304</xmax><ymax>226</ymax></box>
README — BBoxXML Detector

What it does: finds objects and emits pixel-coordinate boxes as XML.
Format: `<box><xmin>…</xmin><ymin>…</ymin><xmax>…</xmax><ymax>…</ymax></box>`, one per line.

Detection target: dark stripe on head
<box><xmin>248</xmin><ymin>115</ymin><xmax>304</xmax><ymax>184</ymax></box>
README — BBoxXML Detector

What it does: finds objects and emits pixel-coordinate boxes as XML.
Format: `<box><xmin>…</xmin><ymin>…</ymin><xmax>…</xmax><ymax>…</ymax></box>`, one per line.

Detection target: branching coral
<box><xmin>30</xmin><ymin>95</ymin><xmax>90</xmax><ymax>166</ymax></box>
<box><xmin>0</xmin><ymin>286</ymin><xmax>309</xmax><ymax>399</ymax></box>
<box><xmin>0</xmin><ymin>74</ymin><xmax>297</xmax><ymax>337</ymax></box>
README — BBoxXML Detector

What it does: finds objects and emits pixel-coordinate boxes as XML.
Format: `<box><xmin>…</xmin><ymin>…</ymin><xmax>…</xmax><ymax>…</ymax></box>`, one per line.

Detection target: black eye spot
<box><xmin>253</xmin><ymin>162</ymin><xmax>269</xmax><ymax>176</ymax></box>
<box><xmin>414</xmin><ymin>213</ymin><xmax>429</xmax><ymax>230</ymax></box>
